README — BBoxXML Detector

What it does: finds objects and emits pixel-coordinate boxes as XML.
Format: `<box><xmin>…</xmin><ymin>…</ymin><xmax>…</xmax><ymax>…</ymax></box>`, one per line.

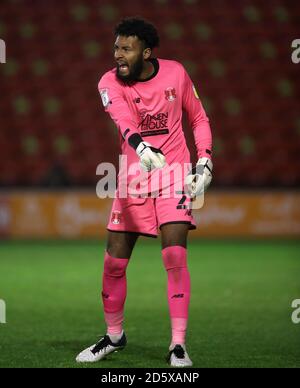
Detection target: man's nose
<box><xmin>114</xmin><ymin>50</ymin><xmax>123</xmax><ymax>61</ymax></box>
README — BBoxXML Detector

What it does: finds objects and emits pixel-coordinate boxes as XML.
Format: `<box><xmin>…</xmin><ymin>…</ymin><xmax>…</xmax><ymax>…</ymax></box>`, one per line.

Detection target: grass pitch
<box><xmin>0</xmin><ymin>239</ymin><xmax>299</xmax><ymax>368</ymax></box>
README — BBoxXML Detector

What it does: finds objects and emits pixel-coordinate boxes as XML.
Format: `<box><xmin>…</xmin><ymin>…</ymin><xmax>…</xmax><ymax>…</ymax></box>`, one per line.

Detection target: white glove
<box><xmin>185</xmin><ymin>157</ymin><xmax>213</xmax><ymax>198</ymax></box>
<box><xmin>136</xmin><ymin>142</ymin><xmax>166</xmax><ymax>172</ymax></box>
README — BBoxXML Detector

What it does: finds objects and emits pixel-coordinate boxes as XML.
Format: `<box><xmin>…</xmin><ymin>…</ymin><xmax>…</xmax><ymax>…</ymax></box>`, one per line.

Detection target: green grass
<box><xmin>0</xmin><ymin>240</ymin><xmax>299</xmax><ymax>368</ymax></box>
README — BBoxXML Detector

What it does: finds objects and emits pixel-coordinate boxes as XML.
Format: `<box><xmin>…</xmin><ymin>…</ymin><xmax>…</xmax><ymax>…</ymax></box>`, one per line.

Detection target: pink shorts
<box><xmin>107</xmin><ymin>195</ymin><xmax>196</xmax><ymax>238</ymax></box>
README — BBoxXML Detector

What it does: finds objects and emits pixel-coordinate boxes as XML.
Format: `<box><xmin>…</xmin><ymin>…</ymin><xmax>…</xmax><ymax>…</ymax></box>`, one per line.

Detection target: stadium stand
<box><xmin>0</xmin><ymin>0</ymin><xmax>299</xmax><ymax>187</ymax></box>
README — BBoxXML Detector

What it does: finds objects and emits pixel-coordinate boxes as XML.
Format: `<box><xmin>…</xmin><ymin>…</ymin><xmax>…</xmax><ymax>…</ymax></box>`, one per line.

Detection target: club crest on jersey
<box><xmin>165</xmin><ymin>87</ymin><xmax>176</xmax><ymax>102</ymax></box>
<box><xmin>100</xmin><ymin>88</ymin><xmax>110</xmax><ymax>108</ymax></box>
<box><xmin>111</xmin><ymin>210</ymin><xmax>122</xmax><ymax>225</ymax></box>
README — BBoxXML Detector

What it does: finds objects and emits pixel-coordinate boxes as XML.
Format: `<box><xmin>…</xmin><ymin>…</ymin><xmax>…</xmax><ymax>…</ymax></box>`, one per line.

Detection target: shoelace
<box><xmin>91</xmin><ymin>335</ymin><xmax>111</xmax><ymax>355</ymax></box>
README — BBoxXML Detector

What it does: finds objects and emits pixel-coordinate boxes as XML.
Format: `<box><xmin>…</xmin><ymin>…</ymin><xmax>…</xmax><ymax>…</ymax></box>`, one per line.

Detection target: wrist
<box><xmin>198</xmin><ymin>149</ymin><xmax>212</xmax><ymax>160</ymax></box>
<box><xmin>128</xmin><ymin>133</ymin><xmax>143</xmax><ymax>150</ymax></box>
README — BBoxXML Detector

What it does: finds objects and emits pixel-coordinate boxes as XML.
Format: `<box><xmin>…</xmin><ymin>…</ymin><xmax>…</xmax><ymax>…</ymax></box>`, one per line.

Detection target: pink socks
<box><xmin>162</xmin><ymin>245</ymin><xmax>191</xmax><ymax>345</ymax></box>
<box><xmin>101</xmin><ymin>246</ymin><xmax>190</xmax><ymax>345</ymax></box>
<box><xmin>102</xmin><ymin>252</ymin><xmax>129</xmax><ymax>336</ymax></box>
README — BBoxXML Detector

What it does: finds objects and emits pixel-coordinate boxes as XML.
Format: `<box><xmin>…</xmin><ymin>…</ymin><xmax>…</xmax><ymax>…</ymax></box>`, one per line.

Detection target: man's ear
<box><xmin>143</xmin><ymin>48</ymin><xmax>152</xmax><ymax>60</ymax></box>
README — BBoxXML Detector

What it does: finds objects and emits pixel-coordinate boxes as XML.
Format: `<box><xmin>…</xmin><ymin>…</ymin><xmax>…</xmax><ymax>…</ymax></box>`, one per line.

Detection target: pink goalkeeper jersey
<box><xmin>98</xmin><ymin>58</ymin><xmax>212</xmax><ymax>196</ymax></box>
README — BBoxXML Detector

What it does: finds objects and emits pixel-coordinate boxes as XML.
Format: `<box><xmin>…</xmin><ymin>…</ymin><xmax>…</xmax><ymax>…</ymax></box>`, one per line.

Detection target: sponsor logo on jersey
<box><xmin>100</xmin><ymin>88</ymin><xmax>110</xmax><ymax>108</ymax></box>
<box><xmin>138</xmin><ymin>111</ymin><xmax>169</xmax><ymax>137</ymax></box>
<box><xmin>165</xmin><ymin>87</ymin><xmax>176</xmax><ymax>102</ymax></box>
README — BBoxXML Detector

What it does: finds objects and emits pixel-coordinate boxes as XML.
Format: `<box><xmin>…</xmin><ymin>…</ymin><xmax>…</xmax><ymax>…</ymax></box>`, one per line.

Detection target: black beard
<box><xmin>116</xmin><ymin>55</ymin><xmax>144</xmax><ymax>83</ymax></box>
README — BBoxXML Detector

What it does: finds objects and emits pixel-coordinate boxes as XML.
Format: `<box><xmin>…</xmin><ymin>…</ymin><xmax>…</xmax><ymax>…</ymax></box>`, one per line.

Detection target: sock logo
<box><xmin>171</xmin><ymin>294</ymin><xmax>184</xmax><ymax>299</ymax></box>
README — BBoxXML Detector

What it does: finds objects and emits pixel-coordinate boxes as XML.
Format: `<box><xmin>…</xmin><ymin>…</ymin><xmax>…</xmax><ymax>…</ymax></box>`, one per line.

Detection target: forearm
<box><xmin>110</xmin><ymin>114</ymin><xmax>140</xmax><ymax>143</ymax></box>
<box><xmin>193</xmin><ymin>120</ymin><xmax>213</xmax><ymax>160</ymax></box>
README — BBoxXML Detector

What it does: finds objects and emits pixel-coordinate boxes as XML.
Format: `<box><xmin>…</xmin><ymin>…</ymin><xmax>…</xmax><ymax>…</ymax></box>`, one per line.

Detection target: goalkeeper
<box><xmin>76</xmin><ymin>17</ymin><xmax>213</xmax><ymax>367</ymax></box>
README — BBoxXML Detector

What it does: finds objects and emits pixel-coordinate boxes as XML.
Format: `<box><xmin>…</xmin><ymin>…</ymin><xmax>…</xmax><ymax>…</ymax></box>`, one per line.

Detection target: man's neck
<box><xmin>138</xmin><ymin>60</ymin><xmax>155</xmax><ymax>81</ymax></box>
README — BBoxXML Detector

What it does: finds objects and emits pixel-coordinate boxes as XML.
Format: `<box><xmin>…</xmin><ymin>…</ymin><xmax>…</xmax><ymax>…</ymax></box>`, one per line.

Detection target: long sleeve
<box><xmin>181</xmin><ymin>67</ymin><xmax>213</xmax><ymax>159</ymax></box>
<box><xmin>98</xmin><ymin>74</ymin><xmax>140</xmax><ymax>141</ymax></box>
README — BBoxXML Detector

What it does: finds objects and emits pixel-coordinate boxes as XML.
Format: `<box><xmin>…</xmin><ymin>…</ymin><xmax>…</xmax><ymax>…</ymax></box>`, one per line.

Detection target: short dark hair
<box><xmin>114</xmin><ymin>17</ymin><xmax>159</xmax><ymax>50</ymax></box>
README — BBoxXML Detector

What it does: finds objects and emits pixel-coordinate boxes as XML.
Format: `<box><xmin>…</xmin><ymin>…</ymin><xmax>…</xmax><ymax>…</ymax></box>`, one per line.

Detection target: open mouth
<box><xmin>118</xmin><ymin>63</ymin><xmax>129</xmax><ymax>71</ymax></box>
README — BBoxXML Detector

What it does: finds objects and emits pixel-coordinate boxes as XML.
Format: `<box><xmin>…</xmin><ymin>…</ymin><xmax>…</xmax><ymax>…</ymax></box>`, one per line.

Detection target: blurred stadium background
<box><xmin>0</xmin><ymin>0</ymin><xmax>299</xmax><ymax>368</ymax></box>
<box><xmin>0</xmin><ymin>0</ymin><xmax>300</xmax><ymax>239</ymax></box>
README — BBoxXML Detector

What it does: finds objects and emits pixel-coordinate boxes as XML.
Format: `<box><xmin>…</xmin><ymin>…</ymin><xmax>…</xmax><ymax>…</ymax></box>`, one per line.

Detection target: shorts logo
<box><xmin>100</xmin><ymin>88</ymin><xmax>110</xmax><ymax>108</ymax></box>
<box><xmin>185</xmin><ymin>209</ymin><xmax>192</xmax><ymax>216</ymax></box>
<box><xmin>165</xmin><ymin>87</ymin><xmax>176</xmax><ymax>102</ymax></box>
<box><xmin>111</xmin><ymin>210</ymin><xmax>122</xmax><ymax>225</ymax></box>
